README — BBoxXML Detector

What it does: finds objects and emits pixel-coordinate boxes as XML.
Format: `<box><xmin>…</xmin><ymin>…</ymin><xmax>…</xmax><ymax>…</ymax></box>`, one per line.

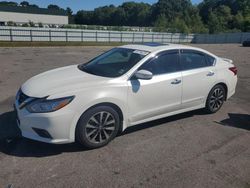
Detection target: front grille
<box><xmin>18</xmin><ymin>90</ymin><xmax>29</xmax><ymax>105</ymax></box>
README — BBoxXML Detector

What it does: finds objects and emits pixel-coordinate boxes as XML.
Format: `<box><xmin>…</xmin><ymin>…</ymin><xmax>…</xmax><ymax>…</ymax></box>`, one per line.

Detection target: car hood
<box><xmin>21</xmin><ymin>65</ymin><xmax>109</xmax><ymax>98</ymax></box>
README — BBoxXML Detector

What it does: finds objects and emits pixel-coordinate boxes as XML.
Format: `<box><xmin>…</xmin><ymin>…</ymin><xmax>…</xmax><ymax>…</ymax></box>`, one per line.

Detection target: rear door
<box><xmin>180</xmin><ymin>49</ymin><xmax>217</xmax><ymax>108</ymax></box>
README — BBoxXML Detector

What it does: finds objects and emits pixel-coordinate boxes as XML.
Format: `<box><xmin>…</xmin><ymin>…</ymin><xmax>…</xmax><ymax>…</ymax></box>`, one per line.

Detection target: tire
<box><xmin>205</xmin><ymin>84</ymin><xmax>226</xmax><ymax>113</ymax></box>
<box><xmin>76</xmin><ymin>106</ymin><xmax>120</xmax><ymax>149</ymax></box>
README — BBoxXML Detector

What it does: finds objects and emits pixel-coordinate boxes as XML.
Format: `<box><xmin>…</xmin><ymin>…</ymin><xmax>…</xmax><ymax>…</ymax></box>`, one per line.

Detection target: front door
<box><xmin>127</xmin><ymin>50</ymin><xmax>182</xmax><ymax>125</ymax></box>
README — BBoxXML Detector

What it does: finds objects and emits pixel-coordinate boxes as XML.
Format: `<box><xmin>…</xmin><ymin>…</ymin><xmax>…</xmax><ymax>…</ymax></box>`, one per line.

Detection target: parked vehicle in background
<box><xmin>242</xmin><ymin>39</ymin><xmax>250</xmax><ymax>47</ymax></box>
<box><xmin>14</xmin><ymin>43</ymin><xmax>238</xmax><ymax>149</ymax></box>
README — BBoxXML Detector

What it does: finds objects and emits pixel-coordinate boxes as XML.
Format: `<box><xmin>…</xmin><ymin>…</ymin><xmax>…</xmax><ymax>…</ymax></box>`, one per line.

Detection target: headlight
<box><xmin>26</xmin><ymin>96</ymin><xmax>74</xmax><ymax>113</ymax></box>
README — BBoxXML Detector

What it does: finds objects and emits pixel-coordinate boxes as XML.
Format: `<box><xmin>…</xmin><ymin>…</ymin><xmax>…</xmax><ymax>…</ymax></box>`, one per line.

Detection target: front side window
<box><xmin>139</xmin><ymin>51</ymin><xmax>180</xmax><ymax>75</ymax></box>
<box><xmin>78</xmin><ymin>48</ymin><xmax>149</xmax><ymax>77</ymax></box>
<box><xmin>180</xmin><ymin>50</ymin><xmax>207</xmax><ymax>70</ymax></box>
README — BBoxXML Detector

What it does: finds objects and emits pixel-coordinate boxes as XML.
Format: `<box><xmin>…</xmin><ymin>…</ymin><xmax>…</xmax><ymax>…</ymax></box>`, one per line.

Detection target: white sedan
<box><xmin>15</xmin><ymin>43</ymin><xmax>237</xmax><ymax>148</ymax></box>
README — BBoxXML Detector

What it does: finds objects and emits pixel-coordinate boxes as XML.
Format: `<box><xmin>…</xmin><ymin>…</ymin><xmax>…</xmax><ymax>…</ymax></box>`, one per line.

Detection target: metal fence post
<box><xmin>120</xmin><ymin>32</ymin><xmax>123</xmax><ymax>43</ymax></box>
<box><xmin>95</xmin><ymin>31</ymin><xmax>98</xmax><ymax>42</ymax></box>
<box><xmin>30</xmin><ymin>30</ymin><xmax>33</xmax><ymax>42</ymax></box>
<box><xmin>240</xmin><ymin>32</ymin><xmax>243</xmax><ymax>43</ymax></box>
<box><xmin>161</xmin><ymin>34</ymin><xmax>164</xmax><ymax>43</ymax></box>
<box><xmin>142</xmin><ymin>32</ymin><xmax>144</xmax><ymax>43</ymax></box>
<box><xmin>9</xmin><ymin>28</ymin><xmax>13</xmax><ymax>42</ymax></box>
<box><xmin>49</xmin><ymin>30</ymin><xmax>51</xmax><ymax>42</ymax></box>
<box><xmin>171</xmin><ymin>33</ymin><xmax>173</xmax><ymax>43</ymax></box>
<box><xmin>132</xmin><ymin>32</ymin><xmax>135</xmax><ymax>43</ymax></box>
<box><xmin>81</xmin><ymin>31</ymin><xmax>83</xmax><ymax>42</ymax></box>
<box><xmin>152</xmin><ymin>33</ymin><xmax>154</xmax><ymax>42</ymax></box>
<box><xmin>108</xmin><ymin>31</ymin><xmax>111</xmax><ymax>43</ymax></box>
<box><xmin>66</xmin><ymin>30</ymin><xmax>68</xmax><ymax>42</ymax></box>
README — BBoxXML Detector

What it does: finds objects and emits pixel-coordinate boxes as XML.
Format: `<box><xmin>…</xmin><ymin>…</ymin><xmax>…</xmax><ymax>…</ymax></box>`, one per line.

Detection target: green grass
<box><xmin>0</xmin><ymin>41</ymin><xmax>127</xmax><ymax>47</ymax></box>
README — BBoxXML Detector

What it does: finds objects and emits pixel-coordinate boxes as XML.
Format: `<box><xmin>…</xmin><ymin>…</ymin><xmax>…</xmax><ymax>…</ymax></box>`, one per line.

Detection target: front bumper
<box><xmin>14</xmin><ymin>99</ymin><xmax>76</xmax><ymax>144</ymax></box>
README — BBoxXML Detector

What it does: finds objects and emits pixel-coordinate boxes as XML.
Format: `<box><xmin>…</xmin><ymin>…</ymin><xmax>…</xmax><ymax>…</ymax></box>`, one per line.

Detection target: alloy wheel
<box><xmin>85</xmin><ymin>111</ymin><xmax>116</xmax><ymax>144</ymax></box>
<box><xmin>209</xmin><ymin>88</ymin><xmax>224</xmax><ymax>111</ymax></box>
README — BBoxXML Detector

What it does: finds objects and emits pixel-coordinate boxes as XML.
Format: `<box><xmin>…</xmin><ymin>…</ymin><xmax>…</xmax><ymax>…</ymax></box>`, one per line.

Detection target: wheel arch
<box><xmin>207</xmin><ymin>82</ymin><xmax>228</xmax><ymax>102</ymax></box>
<box><xmin>74</xmin><ymin>102</ymin><xmax>125</xmax><ymax>140</ymax></box>
<box><xmin>215</xmin><ymin>82</ymin><xmax>228</xmax><ymax>100</ymax></box>
<box><xmin>85</xmin><ymin>102</ymin><xmax>124</xmax><ymax>123</ymax></box>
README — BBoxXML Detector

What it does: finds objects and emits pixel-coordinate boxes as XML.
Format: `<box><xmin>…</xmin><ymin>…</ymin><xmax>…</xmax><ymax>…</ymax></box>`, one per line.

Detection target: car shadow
<box><xmin>0</xmin><ymin>109</ymin><xmax>207</xmax><ymax>158</ymax></box>
<box><xmin>0</xmin><ymin>110</ymin><xmax>21</xmax><ymax>140</ymax></box>
<box><xmin>239</xmin><ymin>45</ymin><xmax>250</xmax><ymax>47</ymax></box>
<box><xmin>120</xmin><ymin>109</ymin><xmax>206</xmax><ymax>135</ymax></box>
<box><xmin>0</xmin><ymin>110</ymin><xmax>88</xmax><ymax>157</ymax></box>
<box><xmin>1</xmin><ymin>110</ymin><xmax>248</xmax><ymax>158</ymax></box>
<box><xmin>215</xmin><ymin>113</ymin><xmax>250</xmax><ymax>131</ymax></box>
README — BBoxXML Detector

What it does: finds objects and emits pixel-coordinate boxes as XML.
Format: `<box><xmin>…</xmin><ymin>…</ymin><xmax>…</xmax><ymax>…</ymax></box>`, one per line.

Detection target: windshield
<box><xmin>78</xmin><ymin>48</ymin><xmax>149</xmax><ymax>78</ymax></box>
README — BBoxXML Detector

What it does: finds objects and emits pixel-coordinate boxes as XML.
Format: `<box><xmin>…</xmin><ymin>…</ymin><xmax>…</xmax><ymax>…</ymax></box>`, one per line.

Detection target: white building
<box><xmin>0</xmin><ymin>5</ymin><xmax>68</xmax><ymax>26</ymax></box>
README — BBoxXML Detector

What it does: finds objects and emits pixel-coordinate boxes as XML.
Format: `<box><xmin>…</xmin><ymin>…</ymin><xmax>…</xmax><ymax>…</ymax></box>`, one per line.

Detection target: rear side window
<box><xmin>206</xmin><ymin>55</ymin><xmax>216</xmax><ymax>66</ymax></box>
<box><xmin>180</xmin><ymin>50</ymin><xmax>207</xmax><ymax>70</ymax></box>
<box><xmin>139</xmin><ymin>51</ymin><xmax>180</xmax><ymax>75</ymax></box>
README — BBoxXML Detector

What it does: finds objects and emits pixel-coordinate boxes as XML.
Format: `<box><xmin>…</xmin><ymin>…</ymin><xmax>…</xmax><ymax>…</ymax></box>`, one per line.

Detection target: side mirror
<box><xmin>134</xmin><ymin>69</ymin><xmax>153</xmax><ymax>80</ymax></box>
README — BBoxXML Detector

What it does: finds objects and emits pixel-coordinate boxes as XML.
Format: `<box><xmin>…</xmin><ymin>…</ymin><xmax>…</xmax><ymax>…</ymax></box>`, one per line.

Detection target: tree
<box><xmin>48</xmin><ymin>4</ymin><xmax>61</xmax><ymax>10</ymax></box>
<box><xmin>187</xmin><ymin>7</ymin><xmax>208</xmax><ymax>33</ymax></box>
<box><xmin>22</xmin><ymin>23</ymin><xmax>29</xmax><ymax>27</ymax></box>
<box><xmin>38</xmin><ymin>22</ymin><xmax>43</xmax><ymax>28</ymax></box>
<box><xmin>243</xmin><ymin>14</ymin><xmax>250</xmax><ymax>31</ymax></box>
<box><xmin>66</xmin><ymin>7</ymin><xmax>73</xmax><ymax>16</ymax></box>
<box><xmin>111</xmin><ymin>7</ymin><xmax>126</xmax><ymax>26</ymax></box>
<box><xmin>207</xmin><ymin>11</ymin><xmax>222</xmax><ymax>33</ymax></box>
<box><xmin>93</xmin><ymin>5</ymin><xmax>116</xmax><ymax>25</ymax></box>
<box><xmin>171</xmin><ymin>18</ymin><xmax>190</xmax><ymax>33</ymax></box>
<box><xmin>29</xmin><ymin>4</ymin><xmax>39</xmax><ymax>8</ymax></box>
<box><xmin>75</xmin><ymin>11</ymin><xmax>94</xmax><ymax>25</ymax></box>
<box><xmin>232</xmin><ymin>12</ymin><xmax>244</xmax><ymax>30</ymax></box>
<box><xmin>120</xmin><ymin>2</ymin><xmax>151</xmax><ymax>26</ymax></box>
<box><xmin>66</xmin><ymin>7</ymin><xmax>74</xmax><ymax>24</ymax></box>
<box><xmin>28</xmin><ymin>20</ymin><xmax>35</xmax><ymax>27</ymax></box>
<box><xmin>153</xmin><ymin>14</ymin><xmax>168</xmax><ymax>32</ymax></box>
<box><xmin>0</xmin><ymin>1</ymin><xmax>18</xmax><ymax>6</ymax></box>
<box><xmin>152</xmin><ymin>0</ymin><xmax>192</xmax><ymax>22</ymax></box>
<box><xmin>134</xmin><ymin>3</ymin><xmax>151</xmax><ymax>26</ymax></box>
<box><xmin>20</xmin><ymin>1</ymin><xmax>29</xmax><ymax>7</ymax></box>
<box><xmin>7</xmin><ymin>21</ymin><xmax>15</xmax><ymax>26</ymax></box>
<box><xmin>72</xmin><ymin>0</ymin><xmax>248</xmax><ymax>33</ymax></box>
<box><xmin>19</xmin><ymin>1</ymin><xmax>39</xmax><ymax>8</ymax></box>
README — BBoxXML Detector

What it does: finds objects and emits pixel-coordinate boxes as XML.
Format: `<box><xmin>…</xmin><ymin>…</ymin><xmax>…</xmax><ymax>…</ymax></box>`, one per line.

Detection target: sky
<box><xmin>12</xmin><ymin>0</ymin><xmax>203</xmax><ymax>12</ymax></box>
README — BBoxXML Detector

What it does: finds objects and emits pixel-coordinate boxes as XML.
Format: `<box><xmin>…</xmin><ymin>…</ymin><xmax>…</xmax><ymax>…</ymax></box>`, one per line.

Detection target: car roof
<box><xmin>120</xmin><ymin>43</ymin><xmax>210</xmax><ymax>54</ymax></box>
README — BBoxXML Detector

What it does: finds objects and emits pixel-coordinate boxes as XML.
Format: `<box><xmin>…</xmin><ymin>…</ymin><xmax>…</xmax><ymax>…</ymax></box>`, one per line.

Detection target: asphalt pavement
<box><xmin>0</xmin><ymin>44</ymin><xmax>249</xmax><ymax>188</ymax></box>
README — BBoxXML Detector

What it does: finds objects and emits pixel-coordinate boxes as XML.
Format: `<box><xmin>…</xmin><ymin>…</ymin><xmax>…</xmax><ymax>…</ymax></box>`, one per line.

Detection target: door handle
<box><xmin>171</xmin><ymin>79</ymin><xmax>181</xmax><ymax>84</ymax></box>
<box><xmin>207</xmin><ymin>71</ymin><xmax>215</xmax><ymax>76</ymax></box>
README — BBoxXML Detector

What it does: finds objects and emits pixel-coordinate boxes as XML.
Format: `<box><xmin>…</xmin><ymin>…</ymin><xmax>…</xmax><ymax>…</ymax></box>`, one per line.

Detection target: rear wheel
<box><xmin>205</xmin><ymin>85</ymin><xmax>226</xmax><ymax>113</ymax></box>
<box><xmin>76</xmin><ymin>106</ymin><xmax>120</xmax><ymax>149</ymax></box>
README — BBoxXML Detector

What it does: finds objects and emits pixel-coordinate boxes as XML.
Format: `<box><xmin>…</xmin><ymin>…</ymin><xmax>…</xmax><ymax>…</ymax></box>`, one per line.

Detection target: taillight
<box><xmin>229</xmin><ymin>66</ymin><xmax>237</xmax><ymax>75</ymax></box>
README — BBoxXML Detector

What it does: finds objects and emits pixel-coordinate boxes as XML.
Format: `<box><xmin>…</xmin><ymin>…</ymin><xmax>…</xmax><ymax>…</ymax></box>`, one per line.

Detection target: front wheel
<box><xmin>76</xmin><ymin>106</ymin><xmax>120</xmax><ymax>149</ymax></box>
<box><xmin>205</xmin><ymin>85</ymin><xmax>226</xmax><ymax>113</ymax></box>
